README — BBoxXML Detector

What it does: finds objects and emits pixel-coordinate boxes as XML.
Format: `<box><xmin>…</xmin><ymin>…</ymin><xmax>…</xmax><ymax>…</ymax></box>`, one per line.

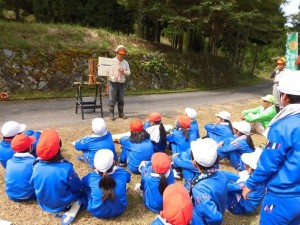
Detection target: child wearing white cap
<box><xmin>222</xmin><ymin>148</ymin><xmax>265</xmax><ymax>214</ymax></box>
<box><xmin>74</xmin><ymin>118</ymin><xmax>118</xmax><ymax>168</ymax></box>
<box><xmin>204</xmin><ymin>111</ymin><xmax>234</xmax><ymax>143</ymax></box>
<box><xmin>0</xmin><ymin>121</ymin><xmax>26</xmax><ymax>168</ymax></box>
<box><xmin>189</xmin><ymin>138</ymin><xmax>228</xmax><ymax>225</ymax></box>
<box><xmin>217</xmin><ymin>121</ymin><xmax>255</xmax><ymax>171</ymax></box>
<box><xmin>135</xmin><ymin>152</ymin><xmax>174</xmax><ymax>213</ymax></box>
<box><xmin>243</xmin><ymin>71</ymin><xmax>300</xmax><ymax>225</ymax></box>
<box><xmin>185</xmin><ymin>107</ymin><xmax>200</xmax><ymax>141</ymax></box>
<box><xmin>82</xmin><ymin>149</ymin><xmax>131</xmax><ymax>218</ymax></box>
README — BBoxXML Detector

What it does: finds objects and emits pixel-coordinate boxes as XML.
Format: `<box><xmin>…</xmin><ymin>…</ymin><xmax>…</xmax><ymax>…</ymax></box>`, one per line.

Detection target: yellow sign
<box><xmin>289</xmin><ymin>41</ymin><xmax>298</xmax><ymax>51</ymax></box>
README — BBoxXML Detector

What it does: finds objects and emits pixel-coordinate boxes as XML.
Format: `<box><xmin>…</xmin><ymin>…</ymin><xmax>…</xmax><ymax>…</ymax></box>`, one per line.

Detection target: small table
<box><xmin>74</xmin><ymin>82</ymin><xmax>103</xmax><ymax>120</ymax></box>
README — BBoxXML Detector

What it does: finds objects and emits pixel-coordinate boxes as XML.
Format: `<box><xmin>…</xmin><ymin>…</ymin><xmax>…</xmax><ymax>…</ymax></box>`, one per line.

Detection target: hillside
<box><xmin>0</xmin><ymin>21</ymin><xmax>262</xmax><ymax>98</ymax></box>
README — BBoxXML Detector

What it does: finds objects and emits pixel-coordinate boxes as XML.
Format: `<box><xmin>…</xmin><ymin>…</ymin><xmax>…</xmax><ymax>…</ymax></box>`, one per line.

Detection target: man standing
<box><xmin>270</xmin><ymin>57</ymin><xmax>287</xmax><ymax>112</ymax></box>
<box><xmin>108</xmin><ymin>45</ymin><xmax>131</xmax><ymax>121</ymax></box>
<box><xmin>242</xmin><ymin>71</ymin><xmax>300</xmax><ymax>225</ymax></box>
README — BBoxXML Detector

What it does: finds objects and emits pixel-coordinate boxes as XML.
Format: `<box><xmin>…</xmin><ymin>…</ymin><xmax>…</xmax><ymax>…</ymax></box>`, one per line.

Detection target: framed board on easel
<box><xmin>97</xmin><ymin>57</ymin><xmax>119</xmax><ymax>77</ymax></box>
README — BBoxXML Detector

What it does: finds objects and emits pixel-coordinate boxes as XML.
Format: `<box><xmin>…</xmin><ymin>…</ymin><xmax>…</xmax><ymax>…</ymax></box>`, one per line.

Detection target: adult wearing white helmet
<box><xmin>108</xmin><ymin>45</ymin><xmax>131</xmax><ymax>121</ymax></box>
<box><xmin>243</xmin><ymin>71</ymin><xmax>300</xmax><ymax>225</ymax></box>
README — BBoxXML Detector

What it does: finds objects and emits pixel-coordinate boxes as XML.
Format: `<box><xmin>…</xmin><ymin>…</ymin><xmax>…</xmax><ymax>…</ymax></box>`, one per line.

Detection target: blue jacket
<box><xmin>190</xmin><ymin>120</ymin><xmax>200</xmax><ymax>141</ymax></box>
<box><xmin>246</xmin><ymin>113</ymin><xmax>300</xmax><ymax>198</ymax></box>
<box><xmin>167</xmin><ymin>129</ymin><xmax>191</xmax><ymax>154</ymax></box>
<box><xmin>5</xmin><ymin>153</ymin><xmax>36</xmax><ymax>201</ymax></box>
<box><xmin>217</xmin><ymin>135</ymin><xmax>254</xmax><ymax>171</ymax></box>
<box><xmin>151</xmin><ymin>216</ymin><xmax>172</xmax><ymax>225</ymax></box>
<box><xmin>204</xmin><ymin>123</ymin><xmax>233</xmax><ymax>143</ymax></box>
<box><xmin>120</xmin><ymin>136</ymin><xmax>154</xmax><ymax>174</ymax></box>
<box><xmin>75</xmin><ymin>132</ymin><xmax>117</xmax><ymax>168</ymax></box>
<box><xmin>221</xmin><ymin>171</ymin><xmax>265</xmax><ymax>214</ymax></box>
<box><xmin>30</xmin><ymin>159</ymin><xmax>86</xmax><ymax>213</ymax></box>
<box><xmin>140</xmin><ymin>161</ymin><xmax>175</xmax><ymax>213</ymax></box>
<box><xmin>24</xmin><ymin>130</ymin><xmax>41</xmax><ymax>158</ymax></box>
<box><xmin>82</xmin><ymin>167</ymin><xmax>131</xmax><ymax>218</ymax></box>
<box><xmin>173</xmin><ymin>148</ymin><xmax>199</xmax><ymax>188</ymax></box>
<box><xmin>190</xmin><ymin>171</ymin><xmax>228</xmax><ymax>225</ymax></box>
<box><xmin>0</xmin><ymin>139</ymin><xmax>14</xmax><ymax>168</ymax></box>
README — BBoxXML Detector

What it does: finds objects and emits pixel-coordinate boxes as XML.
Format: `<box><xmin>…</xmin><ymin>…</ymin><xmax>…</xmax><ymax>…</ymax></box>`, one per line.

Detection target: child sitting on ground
<box><xmin>222</xmin><ymin>148</ymin><xmax>265</xmax><ymax>214</ymax></box>
<box><xmin>5</xmin><ymin>134</ymin><xmax>36</xmax><ymax>202</ymax></box>
<box><xmin>189</xmin><ymin>138</ymin><xmax>228</xmax><ymax>225</ymax></box>
<box><xmin>217</xmin><ymin>121</ymin><xmax>255</xmax><ymax>171</ymax></box>
<box><xmin>144</xmin><ymin>112</ymin><xmax>167</xmax><ymax>153</ymax></box>
<box><xmin>135</xmin><ymin>152</ymin><xmax>175</xmax><ymax>213</ymax></box>
<box><xmin>0</xmin><ymin>121</ymin><xmax>26</xmax><ymax>168</ymax></box>
<box><xmin>74</xmin><ymin>118</ymin><xmax>117</xmax><ymax>168</ymax></box>
<box><xmin>167</xmin><ymin>115</ymin><xmax>191</xmax><ymax>154</ymax></box>
<box><xmin>118</xmin><ymin>119</ymin><xmax>154</xmax><ymax>174</ymax></box>
<box><xmin>30</xmin><ymin>129</ymin><xmax>87</xmax><ymax>219</ymax></box>
<box><xmin>82</xmin><ymin>149</ymin><xmax>131</xmax><ymax>218</ymax></box>
<box><xmin>204</xmin><ymin>111</ymin><xmax>234</xmax><ymax>143</ymax></box>
<box><xmin>151</xmin><ymin>183</ymin><xmax>193</xmax><ymax>225</ymax></box>
<box><xmin>185</xmin><ymin>107</ymin><xmax>200</xmax><ymax>141</ymax></box>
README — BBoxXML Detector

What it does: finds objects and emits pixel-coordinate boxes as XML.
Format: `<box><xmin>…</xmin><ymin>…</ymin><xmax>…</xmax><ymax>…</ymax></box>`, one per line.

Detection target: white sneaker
<box><xmin>134</xmin><ymin>183</ymin><xmax>143</xmax><ymax>197</ymax></box>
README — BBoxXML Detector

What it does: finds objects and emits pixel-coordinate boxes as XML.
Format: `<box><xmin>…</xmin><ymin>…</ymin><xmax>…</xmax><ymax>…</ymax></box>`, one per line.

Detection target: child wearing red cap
<box><xmin>5</xmin><ymin>134</ymin><xmax>36</xmax><ymax>202</ymax></box>
<box><xmin>135</xmin><ymin>152</ymin><xmax>175</xmax><ymax>213</ymax></box>
<box><xmin>118</xmin><ymin>119</ymin><xmax>154</xmax><ymax>174</ymax></box>
<box><xmin>167</xmin><ymin>115</ymin><xmax>192</xmax><ymax>154</ymax></box>
<box><xmin>74</xmin><ymin>118</ymin><xmax>117</xmax><ymax>168</ymax></box>
<box><xmin>30</xmin><ymin>129</ymin><xmax>87</xmax><ymax>218</ymax></box>
<box><xmin>204</xmin><ymin>111</ymin><xmax>234</xmax><ymax>143</ymax></box>
<box><xmin>144</xmin><ymin>112</ymin><xmax>167</xmax><ymax>153</ymax></box>
<box><xmin>82</xmin><ymin>149</ymin><xmax>131</xmax><ymax>218</ymax></box>
<box><xmin>151</xmin><ymin>183</ymin><xmax>193</xmax><ymax>225</ymax></box>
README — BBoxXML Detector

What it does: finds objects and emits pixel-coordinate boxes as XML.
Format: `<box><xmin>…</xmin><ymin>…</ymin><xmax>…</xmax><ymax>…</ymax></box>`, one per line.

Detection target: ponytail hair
<box><xmin>158</xmin><ymin>174</ymin><xmax>168</xmax><ymax>195</ymax></box>
<box><xmin>246</xmin><ymin>135</ymin><xmax>255</xmax><ymax>150</ymax></box>
<box><xmin>98</xmin><ymin>166</ymin><xmax>116</xmax><ymax>201</ymax></box>
<box><xmin>225</xmin><ymin>119</ymin><xmax>234</xmax><ymax>134</ymax></box>
<box><xmin>159</xmin><ymin>121</ymin><xmax>167</xmax><ymax>144</ymax></box>
<box><xmin>182</xmin><ymin>128</ymin><xmax>190</xmax><ymax>141</ymax></box>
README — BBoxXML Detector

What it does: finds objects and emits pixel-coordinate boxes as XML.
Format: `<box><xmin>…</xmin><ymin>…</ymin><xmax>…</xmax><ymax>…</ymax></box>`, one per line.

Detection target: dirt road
<box><xmin>0</xmin><ymin>80</ymin><xmax>273</xmax><ymax>130</ymax></box>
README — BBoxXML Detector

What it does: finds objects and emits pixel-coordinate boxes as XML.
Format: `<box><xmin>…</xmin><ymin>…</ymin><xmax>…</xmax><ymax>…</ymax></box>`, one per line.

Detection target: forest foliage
<box><xmin>0</xmin><ymin>0</ymin><xmax>299</xmax><ymax>76</ymax></box>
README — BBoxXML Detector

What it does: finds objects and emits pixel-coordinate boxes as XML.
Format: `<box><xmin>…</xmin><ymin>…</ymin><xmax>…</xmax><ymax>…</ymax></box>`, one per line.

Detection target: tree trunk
<box><xmin>15</xmin><ymin>8</ymin><xmax>21</xmax><ymax>22</ymax></box>
<box><xmin>137</xmin><ymin>0</ymin><xmax>144</xmax><ymax>38</ymax></box>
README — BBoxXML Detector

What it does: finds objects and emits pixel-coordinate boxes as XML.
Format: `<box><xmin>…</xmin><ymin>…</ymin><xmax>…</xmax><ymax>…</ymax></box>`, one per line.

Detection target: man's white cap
<box><xmin>215</xmin><ymin>111</ymin><xmax>231</xmax><ymax>121</ymax></box>
<box><xmin>185</xmin><ymin>107</ymin><xmax>197</xmax><ymax>119</ymax></box>
<box><xmin>1</xmin><ymin>121</ymin><xmax>26</xmax><ymax>137</ymax></box>
<box><xmin>232</xmin><ymin>121</ymin><xmax>251</xmax><ymax>135</ymax></box>
<box><xmin>191</xmin><ymin>138</ymin><xmax>218</xmax><ymax>167</ymax></box>
<box><xmin>241</xmin><ymin>148</ymin><xmax>263</xmax><ymax>170</ymax></box>
<box><xmin>94</xmin><ymin>149</ymin><xmax>114</xmax><ymax>172</ymax></box>
<box><xmin>278</xmin><ymin>71</ymin><xmax>300</xmax><ymax>95</ymax></box>
<box><xmin>92</xmin><ymin>118</ymin><xmax>107</xmax><ymax>137</ymax></box>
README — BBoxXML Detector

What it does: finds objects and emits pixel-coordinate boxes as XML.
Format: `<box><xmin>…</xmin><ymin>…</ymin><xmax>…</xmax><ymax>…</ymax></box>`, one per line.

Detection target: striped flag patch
<box><xmin>265</xmin><ymin>141</ymin><xmax>281</xmax><ymax>150</ymax></box>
